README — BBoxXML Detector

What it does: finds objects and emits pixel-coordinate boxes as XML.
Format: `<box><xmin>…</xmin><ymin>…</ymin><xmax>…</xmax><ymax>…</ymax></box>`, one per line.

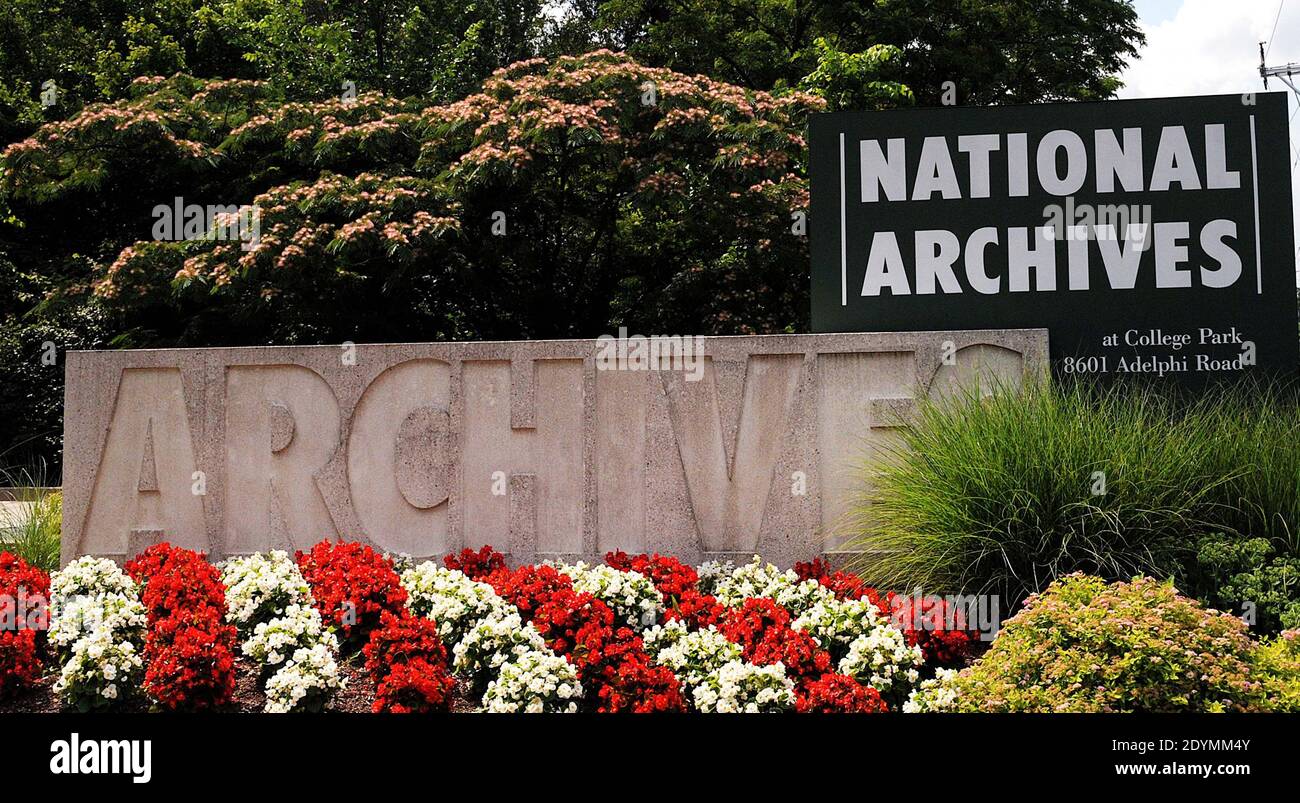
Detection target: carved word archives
<box><xmin>60</xmin><ymin>332</ymin><xmax>1045</xmax><ymax>566</ymax></box>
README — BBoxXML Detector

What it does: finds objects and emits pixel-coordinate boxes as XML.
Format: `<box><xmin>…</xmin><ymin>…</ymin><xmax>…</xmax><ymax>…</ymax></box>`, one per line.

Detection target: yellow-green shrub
<box><xmin>1252</xmin><ymin>629</ymin><xmax>1300</xmax><ymax>712</ymax></box>
<box><xmin>933</xmin><ymin>574</ymin><xmax>1265</xmax><ymax>712</ymax></box>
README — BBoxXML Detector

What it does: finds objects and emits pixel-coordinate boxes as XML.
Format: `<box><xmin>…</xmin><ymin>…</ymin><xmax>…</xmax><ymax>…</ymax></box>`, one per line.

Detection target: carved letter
<box><xmin>663</xmin><ymin>355</ymin><xmax>800</xmax><ymax>552</ymax></box>
<box><xmin>225</xmin><ymin>365</ymin><xmax>341</xmax><ymax>552</ymax></box>
<box><xmin>347</xmin><ymin>359</ymin><xmax>452</xmax><ymax>556</ymax></box>
<box><xmin>81</xmin><ymin>368</ymin><xmax>205</xmax><ymax>557</ymax></box>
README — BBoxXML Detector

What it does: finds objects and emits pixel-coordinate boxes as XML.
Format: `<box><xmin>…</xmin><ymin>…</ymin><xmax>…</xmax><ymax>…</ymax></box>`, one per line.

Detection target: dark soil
<box><xmin>1</xmin><ymin>653</ymin><xmax>480</xmax><ymax>714</ymax></box>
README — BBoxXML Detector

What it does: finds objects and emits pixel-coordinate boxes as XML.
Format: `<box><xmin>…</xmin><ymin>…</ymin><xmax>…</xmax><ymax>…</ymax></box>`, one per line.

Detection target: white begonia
<box><xmin>641</xmin><ymin>618</ymin><xmax>690</xmax><ymax>657</ymax></box>
<box><xmin>482</xmin><ymin>649</ymin><xmax>582</xmax><ymax>713</ymax></box>
<box><xmin>50</xmin><ymin>556</ymin><xmax>137</xmax><ymax>600</ymax></box>
<box><xmin>53</xmin><ymin>628</ymin><xmax>144</xmax><ymax>710</ymax></box>
<box><xmin>692</xmin><ymin>660</ymin><xmax>795</xmax><ymax>714</ymax></box>
<box><xmin>694</xmin><ymin>559</ymin><xmax>735</xmax><ymax>595</ymax></box>
<box><xmin>649</xmin><ymin>624</ymin><xmax>743</xmax><ymax>694</ymax></box>
<box><xmin>838</xmin><ymin>628</ymin><xmax>923</xmax><ymax>698</ymax></box>
<box><xmin>793</xmin><ymin>598</ymin><xmax>885</xmax><ymax>657</ymax></box>
<box><xmin>48</xmin><ymin>556</ymin><xmax>147</xmax><ymax>709</ymax></box>
<box><xmin>793</xmin><ymin>596</ymin><xmax>922</xmax><ymax>701</ymax></box>
<box><xmin>400</xmin><ymin>562</ymin><xmax>512</xmax><ymax>649</ymax></box>
<box><xmin>903</xmin><ymin>668</ymin><xmax>961</xmax><ymax>713</ymax></box>
<box><xmin>221</xmin><ymin>551</ymin><xmax>313</xmax><ymax>631</ymax></box>
<box><xmin>48</xmin><ymin>591</ymin><xmax>147</xmax><ymax>659</ymax></box>
<box><xmin>452</xmin><ymin>610</ymin><xmax>548</xmax><ymax>694</ymax></box>
<box><xmin>221</xmin><ymin>551</ymin><xmax>342</xmax><ymax>707</ymax></box>
<box><xmin>263</xmin><ymin>644</ymin><xmax>345</xmax><ymax>713</ymax></box>
<box><xmin>555</xmin><ymin>561</ymin><xmax>663</xmax><ymax>629</ymax></box>
<box><xmin>771</xmin><ymin>579</ymin><xmax>836</xmax><ymax>618</ymax></box>
<box><xmin>242</xmin><ymin>603</ymin><xmax>337</xmax><ymax>669</ymax></box>
<box><xmin>711</xmin><ymin>556</ymin><xmax>833</xmax><ymax>617</ymax></box>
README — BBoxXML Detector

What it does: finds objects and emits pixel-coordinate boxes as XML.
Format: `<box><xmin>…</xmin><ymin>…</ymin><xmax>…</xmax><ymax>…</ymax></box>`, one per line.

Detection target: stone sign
<box><xmin>62</xmin><ymin>330</ymin><xmax>1046</xmax><ymax>567</ymax></box>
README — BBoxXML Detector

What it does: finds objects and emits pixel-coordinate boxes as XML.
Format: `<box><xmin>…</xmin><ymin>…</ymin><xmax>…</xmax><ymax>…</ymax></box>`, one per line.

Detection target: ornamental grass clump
<box><xmin>847</xmin><ymin>378</ymin><xmax>1300</xmax><ymax>610</ymax></box>
<box><xmin>928</xmin><ymin>574</ymin><xmax>1265</xmax><ymax>713</ymax></box>
<box><xmin>0</xmin><ymin>471</ymin><xmax>61</xmax><ymax>574</ymax></box>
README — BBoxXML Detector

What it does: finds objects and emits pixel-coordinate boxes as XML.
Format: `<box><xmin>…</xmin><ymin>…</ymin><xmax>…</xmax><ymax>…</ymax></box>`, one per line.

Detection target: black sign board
<box><xmin>810</xmin><ymin>93</ymin><xmax>1299</xmax><ymax>382</ymax></box>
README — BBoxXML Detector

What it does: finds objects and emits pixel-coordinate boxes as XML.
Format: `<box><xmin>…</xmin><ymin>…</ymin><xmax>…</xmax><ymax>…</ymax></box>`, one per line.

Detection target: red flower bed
<box><xmin>363</xmin><ymin>610</ymin><xmax>449</xmax><ymax>677</ymax></box>
<box><xmin>374</xmin><ymin>658</ymin><xmax>455</xmax><ymax>714</ymax></box>
<box><xmin>486</xmin><ymin>564</ymin><xmax>571</xmax><ymax>621</ymax></box>
<box><xmin>720</xmin><ymin>598</ymin><xmax>832</xmax><ymax>686</ymax></box>
<box><xmin>480</xmin><ymin>560</ymin><xmax>685</xmax><ymax>713</ymax></box>
<box><xmin>794</xmin><ymin>557</ymin><xmax>892</xmax><ymax>614</ymax></box>
<box><xmin>796</xmin><ymin>673</ymin><xmax>888</xmax><ymax>713</ymax></box>
<box><xmin>604</xmin><ymin>551</ymin><xmax>699</xmax><ymax>602</ymax></box>
<box><xmin>128</xmin><ymin>544</ymin><xmax>237</xmax><ymax>711</ymax></box>
<box><xmin>300</xmin><ymin>540</ymin><xmax>454</xmax><ymax>713</ymax></box>
<box><xmin>663</xmin><ymin>588</ymin><xmax>728</xmax><ymax>630</ymax></box>
<box><xmin>144</xmin><ymin>618</ymin><xmax>238</xmax><ymax>711</ymax></box>
<box><xmin>297</xmin><ymin>541</ymin><xmax>408</xmax><ymax>646</ymax></box>
<box><xmin>0</xmin><ymin>552</ymin><xmax>49</xmax><ymax>698</ymax></box>
<box><xmin>129</xmin><ymin>543</ymin><xmax>226</xmax><ymax>623</ymax></box>
<box><xmin>365</xmin><ymin>611</ymin><xmax>454</xmax><ymax>713</ymax></box>
<box><xmin>0</xmin><ymin>629</ymin><xmax>42</xmax><ymax>699</ymax></box>
<box><xmin>571</xmin><ymin>616</ymin><xmax>683</xmax><ymax>713</ymax></box>
<box><xmin>444</xmin><ymin>545</ymin><xmax>507</xmax><ymax>581</ymax></box>
<box><xmin>126</xmin><ymin>543</ymin><xmax>201</xmax><ymax>587</ymax></box>
<box><xmin>888</xmin><ymin>594</ymin><xmax>980</xmax><ymax>667</ymax></box>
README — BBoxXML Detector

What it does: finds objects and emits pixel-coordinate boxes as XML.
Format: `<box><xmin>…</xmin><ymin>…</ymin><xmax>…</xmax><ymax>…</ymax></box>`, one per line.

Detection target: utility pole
<box><xmin>1260</xmin><ymin>41</ymin><xmax>1300</xmax><ymax>95</ymax></box>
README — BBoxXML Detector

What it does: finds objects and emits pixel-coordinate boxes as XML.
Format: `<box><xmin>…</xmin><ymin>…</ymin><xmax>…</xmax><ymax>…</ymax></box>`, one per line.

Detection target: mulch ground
<box><xmin>0</xmin><ymin>653</ymin><xmax>481</xmax><ymax>714</ymax></box>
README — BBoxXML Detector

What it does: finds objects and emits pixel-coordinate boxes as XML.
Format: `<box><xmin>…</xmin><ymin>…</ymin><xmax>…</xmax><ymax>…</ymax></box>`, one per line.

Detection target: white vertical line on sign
<box><xmin>1250</xmin><ymin>115</ymin><xmax>1263</xmax><ymax>295</ymax></box>
<box><xmin>839</xmin><ymin>132</ymin><xmax>847</xmax><ymax>306</ymax></box>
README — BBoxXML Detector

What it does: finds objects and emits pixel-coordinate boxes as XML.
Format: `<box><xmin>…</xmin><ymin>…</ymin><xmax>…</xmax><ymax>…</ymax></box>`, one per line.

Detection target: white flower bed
<box><xmin>48</xmin><ymin>557</ymin><xmax>146</xmax><ymax>709</ymax></box>
<box><xmin>400</xmin><ymin>562</ymin><xmax>512</xmax><ymax>648</ymax></box>
<box><xmin>482</xmin><ymin>650</ymin><xmax>582</xmax><ymax>713</ymax></box>
<box><xmin>452</xmin><ymin>610</ymin><xmax>548</xmax><ymax>694</ymax></box>
<box><xmin>711</xmin><ymin>556</ymin><xmax>833</xmax><ymax>617</ymax></box>
<box><xmin>644</xmin><ymin>620</ymin><xmax>742</xmax><ymax>692</ymax></box>
<box><xmin>838</xmin><ymin>628</ymin><xmax>922</xmax><ymax>698</ymax></box>
<box><xmin>903</xmin><ymin>668</ymin><xmax>961</xmax><ymax>713</ymax></box>
<box><xmin>219</xmin><ymin>551</ymin><xmax>343</xmax><ymax>712</ymax></box>
<box><xmin>402</xmin><ymin>563</ymin><xmax>579</xmax><ymax>712</ymax></box>
<box><xmin>692</xmin><ymin>660</ymin><xmax>795</xmax><ymax>713</ymax></box>
<box><xmin>263</xmin><ymin>644</ymin><xmax>346</xmax><ymax>713</ymax></box>
<box><xmin>695</xmin><ymin>559</ymin><xmax>735</xmax><ymax>595</ymax></box>
<box><xmin>243</xmin><ymin>602</ymin><xmax>338</xmax><ymax>671</ymax></box>
<box><xmin>50</xmin><ymin>555</ymin><xmax>137</xmax><ymax>600</ymax></box>
<box><xmin>53</xmin><ymin>628</ymin><xmax>144</xmax><ymax>711</ymax></box>
<box><xmin>221</xmin><ymin>551</ymin><xmax>313</xmax><ymax>631</ymax></box>
<box><xmin>49</xmin><ymin>591</ymin><xmax>147</xmax><ymax>658</ymax></box>
<box><xmin>793</xmin><ymin>597</ymin><xmax>923</xmax><ymax>697</ymax></box>
<box><xmin>553</xmin><ymin>561</ymin><xmax>663</xmax><ymax>629</ymax></box>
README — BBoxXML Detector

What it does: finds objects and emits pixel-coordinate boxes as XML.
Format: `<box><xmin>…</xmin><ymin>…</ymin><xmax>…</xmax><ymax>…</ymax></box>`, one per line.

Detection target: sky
<box><xmin>1122</xmin><ymin>0</ymin><xmax>1300</xmax><ymax>285</ymax></box>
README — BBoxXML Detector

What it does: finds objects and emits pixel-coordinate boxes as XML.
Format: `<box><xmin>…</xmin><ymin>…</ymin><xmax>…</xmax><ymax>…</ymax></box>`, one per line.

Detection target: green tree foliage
<box><xmin>551</xmin><ymin>0</ymin><xmax>1145</xmax><ymax>105</ymax></box>
<box><xmin>2</xmin><ymin>53</ymin><xmax>821</xmax><ymax>350</ymax></box>
<box><xmin>0</xmin><ymin>0</ymin><xmax>551</xmax><ymax>141</ymax></box>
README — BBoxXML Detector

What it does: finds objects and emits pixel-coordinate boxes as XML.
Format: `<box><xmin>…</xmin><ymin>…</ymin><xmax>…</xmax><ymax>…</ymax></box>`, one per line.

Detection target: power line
<box><xmin>1267</xmin><ymin>0</ymin><xmax>1286</xmax><ymax>59</ymax></box>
